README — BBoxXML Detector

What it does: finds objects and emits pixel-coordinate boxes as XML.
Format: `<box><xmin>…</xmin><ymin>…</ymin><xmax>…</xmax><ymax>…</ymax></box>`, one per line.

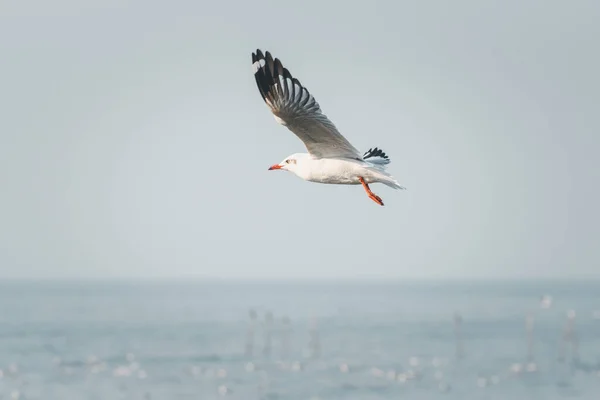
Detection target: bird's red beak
<box><xmin>268</xmin><ymin>164</ymin><xmax>282</xmax><ymax>170</ymax></box>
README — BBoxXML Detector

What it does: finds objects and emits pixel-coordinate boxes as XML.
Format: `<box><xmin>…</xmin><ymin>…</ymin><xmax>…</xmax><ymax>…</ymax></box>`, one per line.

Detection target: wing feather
<box><xmin>252</xmin><ymin>49</ymin><xmax>362</xmax><ymax>160</ymax></box>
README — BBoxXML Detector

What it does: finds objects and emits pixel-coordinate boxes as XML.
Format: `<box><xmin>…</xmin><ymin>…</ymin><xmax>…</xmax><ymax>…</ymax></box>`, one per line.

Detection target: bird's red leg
<box><xmin>359</xmin><ymin>177</ymin><xmax>384</xmax><ymax>206</ymax></box>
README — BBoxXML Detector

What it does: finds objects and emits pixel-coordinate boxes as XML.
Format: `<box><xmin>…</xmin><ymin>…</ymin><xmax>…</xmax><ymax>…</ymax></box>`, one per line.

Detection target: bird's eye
<box><xmin>285</xmin><ymin>159</ymin><xmax>290</xmax><ymax>164</ymax></box>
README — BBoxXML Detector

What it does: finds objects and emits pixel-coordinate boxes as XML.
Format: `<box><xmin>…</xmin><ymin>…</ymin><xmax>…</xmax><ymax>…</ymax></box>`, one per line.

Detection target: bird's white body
<box><xmin>252</xmin><ymin>49</ymin><xmax>406</xmax><ymax>205</ymax></box>
<box><xmin>278</xmin><ymin>153</ymin><xmax>403</xmax><ymax>188</ymax></box>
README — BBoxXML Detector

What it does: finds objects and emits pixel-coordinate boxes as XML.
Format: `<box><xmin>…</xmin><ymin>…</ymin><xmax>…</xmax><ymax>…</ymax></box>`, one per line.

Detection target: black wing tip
<box><xmin>363</xmin><ymin>147</ymin><xmax>390</xmax><ymax>160</ymax></box>
<box><xmin>252</xmin><ymin>49</ymin><xmax>296</xmax><ymax>99</ymax></box>
<box><xmin>252</xmin><ymin>49</ymin><xmax>269</xmax><ymax>63</ymax></box>
<box><xmin>251</xmin><ymin>49</ymin><xmax>317</xmax><ymax>112</ymax></box>
<box><xmin>251</xmin><ymin>49</ymin><xmax>300</xmax><ymax>85</ymax></box>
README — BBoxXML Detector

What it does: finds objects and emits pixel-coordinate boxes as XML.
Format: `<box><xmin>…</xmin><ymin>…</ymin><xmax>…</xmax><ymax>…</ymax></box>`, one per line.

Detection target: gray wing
<box><xmin>252</xmin><ymin>49</ymin><xmax>363</xmax><ymax>160</ymax></box>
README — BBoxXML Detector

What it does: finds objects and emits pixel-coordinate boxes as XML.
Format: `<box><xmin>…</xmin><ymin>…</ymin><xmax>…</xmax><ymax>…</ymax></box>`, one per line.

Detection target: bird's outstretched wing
<box><xmin>252</xmin><ymin>49</ymin><xmax>362</xmax><ymax>160</ymax></box>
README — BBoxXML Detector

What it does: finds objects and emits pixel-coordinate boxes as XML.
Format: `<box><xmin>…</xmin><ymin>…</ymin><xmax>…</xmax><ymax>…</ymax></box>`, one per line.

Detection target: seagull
<box><xmin>251</xmin><ymin>49</ymin><xmax>406</xmax><ymax>206</ymax></box>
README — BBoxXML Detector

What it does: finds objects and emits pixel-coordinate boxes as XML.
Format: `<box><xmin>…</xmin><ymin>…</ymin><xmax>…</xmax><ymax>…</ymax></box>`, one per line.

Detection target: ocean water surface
<box><xmin>0</xmin><ymin>279</ymin><xmax>599</xmax><ymax>399</ymax></box>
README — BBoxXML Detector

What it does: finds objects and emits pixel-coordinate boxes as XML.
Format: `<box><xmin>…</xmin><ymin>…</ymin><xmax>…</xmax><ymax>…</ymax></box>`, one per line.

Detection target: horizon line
<box><xmin>0</xmin><ymin>276</ymin><xmax>598</xmax><ymax>284</ymax></box>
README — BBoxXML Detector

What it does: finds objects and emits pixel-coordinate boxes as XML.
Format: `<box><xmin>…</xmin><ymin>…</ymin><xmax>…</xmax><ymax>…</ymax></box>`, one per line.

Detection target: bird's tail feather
<box><xmin>367</xmin><ymin>166</ymin><xmax>406</xmax><ymax>190</ymax></box>
<box><xmin>382</xmin><ymin>179</ymin><xmax>407</xmax><ymax>190</ymax></box>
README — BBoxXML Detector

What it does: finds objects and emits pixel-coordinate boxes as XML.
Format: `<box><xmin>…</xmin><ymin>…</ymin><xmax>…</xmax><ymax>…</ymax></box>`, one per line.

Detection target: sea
<box><xmin>0</xmin><ymin>279</ymin><xmax>599</xmax><ymax>400</ymax></box>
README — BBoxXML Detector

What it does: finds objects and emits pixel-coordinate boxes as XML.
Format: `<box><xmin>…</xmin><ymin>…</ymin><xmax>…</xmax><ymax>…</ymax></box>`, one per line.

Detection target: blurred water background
<box><xmin>0</xmin><ymin>279</ymin><xmax>599</xmax><ymax>400</ymax></box>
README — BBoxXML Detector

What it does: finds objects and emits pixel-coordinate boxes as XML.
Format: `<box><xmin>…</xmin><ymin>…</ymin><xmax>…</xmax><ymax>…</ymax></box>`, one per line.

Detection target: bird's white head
<box><xmin>268</xmin><ymin>153</ymin><xmax>308</xmax><ymax>174</ymax></box>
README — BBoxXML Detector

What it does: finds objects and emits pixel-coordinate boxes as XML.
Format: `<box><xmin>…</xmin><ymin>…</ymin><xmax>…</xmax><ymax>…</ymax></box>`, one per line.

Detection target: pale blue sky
<box><xmin>1</xmin><ymin>0</ymin><xmax>598</xmax><ymax>280</ymax></box>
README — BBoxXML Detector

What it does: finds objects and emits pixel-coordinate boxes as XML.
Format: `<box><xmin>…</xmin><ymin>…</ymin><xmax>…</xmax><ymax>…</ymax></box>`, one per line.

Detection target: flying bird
<box><xmin>251</xmin><ymin>49</ymin><xmax>405</xmax><ymax>206</ymax></box>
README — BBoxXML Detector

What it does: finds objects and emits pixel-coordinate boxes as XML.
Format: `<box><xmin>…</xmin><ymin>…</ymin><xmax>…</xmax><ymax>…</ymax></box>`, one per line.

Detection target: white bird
<box><xmin>252</xmin><ymin>49</ymin><xmax>406</xmax><ymax>206</ymax></box>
